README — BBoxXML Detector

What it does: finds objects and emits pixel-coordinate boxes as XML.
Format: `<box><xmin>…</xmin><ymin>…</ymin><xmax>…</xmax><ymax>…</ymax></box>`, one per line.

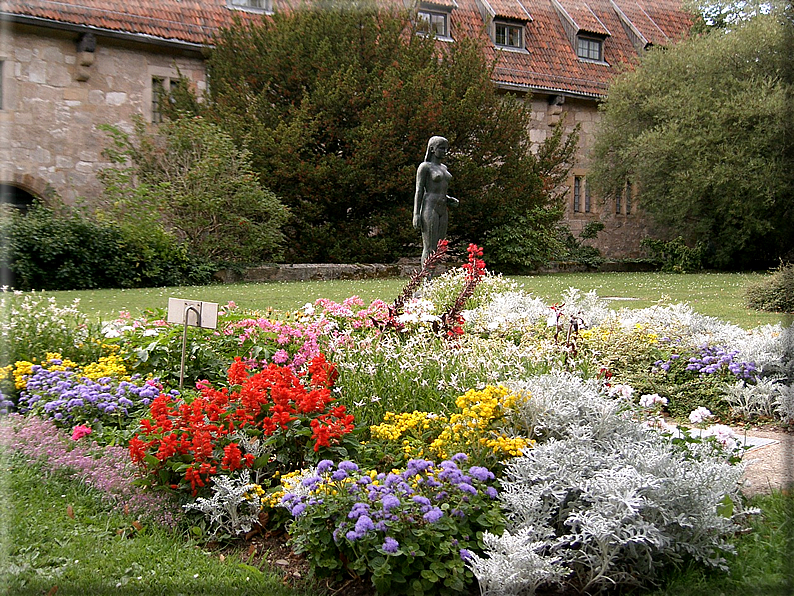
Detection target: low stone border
<box><xmin>213</xmin><ymin>259</ymin><xmax>655</xmax><ymax>284</ymax></box>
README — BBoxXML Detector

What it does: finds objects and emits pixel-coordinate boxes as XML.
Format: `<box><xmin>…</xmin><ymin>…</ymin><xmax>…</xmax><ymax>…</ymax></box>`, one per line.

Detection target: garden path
<box><xmin>740</xmin><ymin>428</ymin><xmax>794</xmax><ymax>497</ymax></box>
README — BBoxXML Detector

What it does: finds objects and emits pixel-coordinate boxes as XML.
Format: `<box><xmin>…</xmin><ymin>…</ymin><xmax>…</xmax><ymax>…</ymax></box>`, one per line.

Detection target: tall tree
<box><xmin>204</xmin><ymin>0</ymin><xmax>576</xmax><ymax>264</ymax></box>
<box><xmin>590</xmin><ymin>13</ymin><xmax>793</xmax><ymax>270</ymax></box>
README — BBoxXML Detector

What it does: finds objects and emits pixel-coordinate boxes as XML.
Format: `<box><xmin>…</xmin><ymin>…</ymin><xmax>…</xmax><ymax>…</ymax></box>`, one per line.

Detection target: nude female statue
<box><xmin>413</xmin><ymin>136</ymin><xmax>458</xmax><ymax>268</ymax></box>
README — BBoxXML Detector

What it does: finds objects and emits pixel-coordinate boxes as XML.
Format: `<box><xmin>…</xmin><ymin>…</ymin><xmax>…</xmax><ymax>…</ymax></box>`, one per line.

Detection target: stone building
<box><xmin>0</xmin><ymin>0</ymin><xmax>690</xmax><ymax>258</ymax></box>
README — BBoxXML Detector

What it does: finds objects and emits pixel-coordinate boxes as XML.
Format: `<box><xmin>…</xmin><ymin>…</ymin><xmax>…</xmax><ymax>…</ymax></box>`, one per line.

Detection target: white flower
<box><xmin>608</xmin><ymin>384</ymin><xmax>634</xmax><ymax>399</ymax></box>
<box><xmin>302</xmin><ymin>302</ymin><xmax>315</xmax><ymax>315</ymax></box>
<box><xmin>142</xmin><ymin>328</ymin><xmax>158</xmax><ymax>337</ymax></box>
<box><xmin>688</xmin><ymin>406</ymin><xmax>713</xmax><ymax>425</ymax></box>
<box><xmin>702</xmin><ymin>424</ymin><xmax>738</xmax><ymax>451</ymax></box>
<box><xmin>546</xmin><ymin>313</ymin><xmax>558</xmax><ymax>327</ymax></box>
<box><xmin>639</xmin><ymin>393</ymin><xmax>667</xmax><ymax>408</ymax></box>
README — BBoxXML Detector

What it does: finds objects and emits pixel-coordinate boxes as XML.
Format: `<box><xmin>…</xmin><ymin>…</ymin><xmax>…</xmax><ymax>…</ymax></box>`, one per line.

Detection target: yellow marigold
<box><xmin>13</xmin><ymin>361</ymin><xmax>34</xmax><ymax>390</ymax></box>
<box><xmin>0</xmin><ymin>365</ymin><xmax>12</xmax><ymax>382</ymax></box>
<box><xmin>42</xmin><ymin>352</ymin><xmax>79</xmax><ymax>371</ymax></box>
<box><xmin>81</xmin><ymin>354</ymin><xmax>128</xmax><ymax>381</ymax></box>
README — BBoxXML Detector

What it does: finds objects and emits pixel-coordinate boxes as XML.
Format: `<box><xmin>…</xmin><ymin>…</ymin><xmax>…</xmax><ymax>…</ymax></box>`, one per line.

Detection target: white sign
<box><xmin>167</xmin><ymin>298</ymin><xmax>218</xmax><ymax>329</ymax></box>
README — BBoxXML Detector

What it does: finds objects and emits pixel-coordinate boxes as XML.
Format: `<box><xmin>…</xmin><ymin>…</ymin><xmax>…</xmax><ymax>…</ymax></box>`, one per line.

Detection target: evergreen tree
<box><xmin>203</xmin><ymin>0</ymin><xmax>576</xmax><ymax>264</ymax></box>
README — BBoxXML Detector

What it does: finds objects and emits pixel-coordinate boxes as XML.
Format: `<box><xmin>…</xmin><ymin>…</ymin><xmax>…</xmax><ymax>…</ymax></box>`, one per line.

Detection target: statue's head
<box><xmin>425</xmin><ymin>136</ymin><xmax>449</xmax><ymax>161</ymax></box>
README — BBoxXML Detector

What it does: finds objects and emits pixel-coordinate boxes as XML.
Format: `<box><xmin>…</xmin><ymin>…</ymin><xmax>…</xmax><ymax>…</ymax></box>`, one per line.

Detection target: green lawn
<box><xmin>43</xmin><ymin>271</ymin><xmax>789</xmax><ymax>329</ymax></box>
<box><xmin>3</xmin><ymin>457</ymin><xmax>792</xmax><ymax>596</ymax></box>
<box><xmin>0</xmin><ymin>456</ymin><xmax>315</xmax><ymax>596</ymax></box>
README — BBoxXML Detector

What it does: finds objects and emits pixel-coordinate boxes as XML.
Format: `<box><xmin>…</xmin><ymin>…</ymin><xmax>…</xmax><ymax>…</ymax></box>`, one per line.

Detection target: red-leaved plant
<box><xmin>435</xmin><ymin>243</ymin><xmax>487</xmax><ymax>338</ymax></box>
<box><xmin>129</xmin><ymin>354</ymin><xmax>355</xmax><ymax>496</ymax></box>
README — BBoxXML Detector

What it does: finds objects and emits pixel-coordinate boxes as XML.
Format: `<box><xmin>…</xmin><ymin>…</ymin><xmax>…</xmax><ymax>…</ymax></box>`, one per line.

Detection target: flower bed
<box><xmin>1</xmin><ymin>248</ymin><xmax>791</xmax><ymax>595</ymax></box>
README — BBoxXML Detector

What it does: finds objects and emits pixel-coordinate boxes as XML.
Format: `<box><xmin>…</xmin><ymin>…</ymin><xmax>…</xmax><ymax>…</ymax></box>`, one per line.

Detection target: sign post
<box><xmin>167</xmin><ymin>298</ymin><xmax>219</xmax><ymax>390</ymax></box>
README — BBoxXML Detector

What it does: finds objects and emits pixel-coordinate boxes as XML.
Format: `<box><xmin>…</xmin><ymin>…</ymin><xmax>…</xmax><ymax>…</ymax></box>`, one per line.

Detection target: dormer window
<box><xmin>228</xmin><ymin>0</ymin><xmax>272</xmax><ymax>13</ymax></box>
<box><xmin>576</xmin><ymin>35</ymin><xmax>603</xmax><ymax>61</ymax></box>
<box><xmin>495</xmin><ymin>22</ymin><xmax>523</xmax><ymax>48</ymax></box>
<box><xmin>417</xmin><ymin>9</ymin><xmax>451</xmax><ymax>38</ymax></box>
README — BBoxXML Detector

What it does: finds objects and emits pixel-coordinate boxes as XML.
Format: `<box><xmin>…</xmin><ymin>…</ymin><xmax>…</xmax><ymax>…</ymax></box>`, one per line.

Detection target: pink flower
<box><xmin>273</xmin><ymin>349</ymin><xmax>290</xmax><ymax>365</ymax></box>
<box><xmin>71</xmin><ymin>424</ymin><xmax>92</xmax><ymax>441</ymax></box>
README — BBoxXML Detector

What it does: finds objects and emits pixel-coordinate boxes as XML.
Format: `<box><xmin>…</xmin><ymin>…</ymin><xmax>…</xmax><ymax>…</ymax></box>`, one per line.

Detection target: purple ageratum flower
<box><xmin>354</xmin><ymin>515</ymin><xmax>375</xmax><ymax>534</ymax></box>
<box><xmin>406</xmin><ymin>458</ymin><xmax>434</xmax><ymax>475</ymax></box>
<box><xmin>301</xmin><ymin>475</ymin><xmax>322</xmax><ymax>490</ymax></box>
<box><xmin>382</xmin><ymin>537</ymin><xmax>399</xmax><ymax>554</ymax></box>
<box><xmin>459</xmin><ymin>549</ymin><xmax>473</xmax><ymax>561</ymax></box>
<box><xmin>331</xmin><ymin>469</ymin><xmax>349</xmax><ymax>481</ymax></box>
<box><xmin>485</xmin><ymin>486</ymin><xmax>499</xmax><ymax>499</ymax></box>
<box><xmin>338</xmin><ymin>460</ymin><xmax>359</xmax><ymax>472</ymax></box>
<box><xmin>467</xmin><ymin>466</ymin><xmax>494</xmax><ymax>482</ymax></box>
<box><xmin>381</xmin><ymin>494</ymin><xmax>401</xmax><ymax>512</ymax></box>
<box><xmin>291</xmin><ymin>502</ymin><xmax>307</xmax><ymax>517</ymax></box>
<box><xmin>345</xmin><ymin>529</ymin><xmax>364</xmax><ymax>541</ymax></box>
<box><xmin>451</xmin><ymin>453</ymin><xmax>468</xmax><ymax>463</ymax></box>
<box><xmin>317</xmin><ymin>459</ymin><xmax>335</xmax><ymax>474</ymax></box>
<box><xmin>423</xmin><ymin>507</ymin><xmax>444</xmax><ymax>523</ymax></box>
<box><xmin>412</xmin><ymin>495</ymin><xmax>431</xmax><ymax>507</ymax></box>
<box><xmin>348</xmin><ymin>502</ymin><xmax>371</xmax><ymax>519</ymax></box>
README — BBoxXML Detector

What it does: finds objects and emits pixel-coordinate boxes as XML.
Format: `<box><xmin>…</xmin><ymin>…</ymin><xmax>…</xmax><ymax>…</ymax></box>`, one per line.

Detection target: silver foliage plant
<box><xmin>466</xmin><ymin>372</ymin><xmax>746</xmax><ymax>596</ymax></box>
<box><xmin>723</xmin><ymin>378</ymin><xmax>792</xmax><ymax>421</ymax></box>
<box><xmin>183</xmin><ymin>469</ymin><xmax>263</xmax><ymax>538</ymax></box>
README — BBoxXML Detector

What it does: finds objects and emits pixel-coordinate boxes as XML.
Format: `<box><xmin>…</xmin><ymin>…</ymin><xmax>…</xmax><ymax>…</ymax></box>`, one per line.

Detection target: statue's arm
<box><xmin>413</xmin><ymin>164</ymin><xmax>428</xmax><ymax>230</ymax></box>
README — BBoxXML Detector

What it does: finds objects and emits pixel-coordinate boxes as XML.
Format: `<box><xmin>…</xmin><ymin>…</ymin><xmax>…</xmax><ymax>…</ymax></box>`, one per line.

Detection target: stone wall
<box><xmin>522</xmin><ymin>92</ymin><xmax>655</xmax><ymax>258</ymax></box>
<box><xmin>0</xmin><ymin>23</ymin><xmax>206</xmax><ymax>204</ymax></box>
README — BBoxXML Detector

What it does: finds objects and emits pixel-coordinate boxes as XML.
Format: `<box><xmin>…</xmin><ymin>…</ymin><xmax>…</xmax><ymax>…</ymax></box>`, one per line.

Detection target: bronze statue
<box><xmin>413</xmin><ymin>136</ymin><xmax>458</xmax><ymax>268</ymax></box>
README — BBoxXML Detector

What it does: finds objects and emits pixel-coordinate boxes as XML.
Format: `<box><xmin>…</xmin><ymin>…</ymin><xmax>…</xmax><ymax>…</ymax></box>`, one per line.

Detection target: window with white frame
<box><xmin>577</xmin><ymin>35</ymin><xmax>603</xmax><ymax>61</ymax></box>
<box><xmin>229</xmin><ymin>0</ymin><xmax>271</xmax><ymax>12</ymax></box>
<box><xmin>417</xmin><ymin>9</ymin><xmax>449</xmax><ymax>37</ymax></box>
<box><xmin>495</xmin><ymin>22</ymin><xmax>523</xmax><ymax>48</ymax></box>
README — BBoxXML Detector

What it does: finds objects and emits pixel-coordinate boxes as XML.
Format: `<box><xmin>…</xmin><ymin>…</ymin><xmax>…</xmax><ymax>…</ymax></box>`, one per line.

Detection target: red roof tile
<box><xmin>480</xmin><ymin>0</ymin><xmax>533</xmax><ymax>21</ymax></box>
<box><xmin>3</xmin><ymin>0</ymin><xmax>692</xmax><ymax>97</ymax></box>
<box><xmin>551</xmin><ymin>0</ymin><xmax>611</xmax><ymax>35</ymax></box>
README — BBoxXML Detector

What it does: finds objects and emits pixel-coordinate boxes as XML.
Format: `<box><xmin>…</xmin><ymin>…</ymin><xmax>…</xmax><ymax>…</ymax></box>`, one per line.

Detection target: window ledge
<box><xmin>226</xmin><ymin>4</ymin><xmax>273</xmax><ymax>14</ymax></box>
<box><xmin>496</xmin><ymin>45</ymin><xmax>529</xmax><ymax>54</ymax></box>
<box><xmin>577</xmin><ymin>57</ymin><xmax>609</xmax><ymax>66</ymax></box>
<box><xmin>416</xmin><ymin>32</ymin><xmax>454</xmax><ymax>42</ymax></box>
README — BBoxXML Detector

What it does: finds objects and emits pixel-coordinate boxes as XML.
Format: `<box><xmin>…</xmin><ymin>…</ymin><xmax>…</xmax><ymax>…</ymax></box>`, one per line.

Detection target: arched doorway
<box><xmin>1</xmin><ymin>183</ymin><xmax>40</xmax><ymax>288</ymax></box>
<box><xmin>0</xmin><ymin>183</ymin><xmax>37</xmax><ymax>213</ymax></box>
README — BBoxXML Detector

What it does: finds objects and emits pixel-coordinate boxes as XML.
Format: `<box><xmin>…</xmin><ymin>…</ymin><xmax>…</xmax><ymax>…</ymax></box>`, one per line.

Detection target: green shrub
<box><xmin>641</xmin><ymin>236</ymin><xmax>705</xmax><ymax>273</ymax></box>
<box><xmin>745</xmin><ymin>262</ymin><xmax>794</xmax><ymax>312</ymax></box>
<box><xmin>99</xmin><ymin>116</ymin><xmax>289</xmax><ymax>265</ymax></box>
<box><xmin>2</xmin><ymin>202</ymin><xmax>203</xmax><ymax>291</ymax></box>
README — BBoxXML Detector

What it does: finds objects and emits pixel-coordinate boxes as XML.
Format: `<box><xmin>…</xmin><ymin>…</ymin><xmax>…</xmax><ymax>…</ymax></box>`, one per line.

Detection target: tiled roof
<box><xmin>480</xmin><ymin>0</ymin><xmax>533</xmax><ymax>21</ymax></box>
<box><xmin>3</xmin><ymin>0</ymin><xmax>692</xmax><ymax>97</ymax></box>
<box><xmin>552</xmin><ymin>0</ymin><xmax>610</xmax><ymax>35</ymax></box>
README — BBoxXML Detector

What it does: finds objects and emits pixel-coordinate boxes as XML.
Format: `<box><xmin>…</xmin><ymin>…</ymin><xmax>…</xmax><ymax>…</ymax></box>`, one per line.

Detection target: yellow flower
<box><xmin>13</xmin><ymin>361</ymin><xmax>34</xmax><ymax>390</ymax></box>
<box><xmin>81</xmin><ymin>354</ymin><xmax>129</xmax><ymax>381</ymax></box>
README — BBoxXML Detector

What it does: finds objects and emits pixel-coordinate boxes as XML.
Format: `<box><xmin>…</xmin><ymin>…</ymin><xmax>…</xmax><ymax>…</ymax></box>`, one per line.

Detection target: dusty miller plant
<box><xmin>466</xmin><ymin>372</ymin><xmax>746</xmax><ymax>595</ymax></box>
<box><xmin>183</xmin><ymin>469</ymin><xmax>264</xmax><ymax>538</ymax></box>
<box><xmin>723</xmin><ymin>378</ymin><xmax>787</xmax><ymax>421</ymax></box>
